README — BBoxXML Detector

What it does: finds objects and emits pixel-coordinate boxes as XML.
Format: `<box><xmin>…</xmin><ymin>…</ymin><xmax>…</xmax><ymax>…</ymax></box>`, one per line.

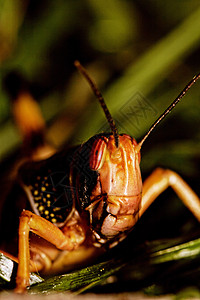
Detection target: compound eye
<box><xmin>89</xmin><ymin>138</ymin><xmax>107</xmax><ymax>170</ymax></box>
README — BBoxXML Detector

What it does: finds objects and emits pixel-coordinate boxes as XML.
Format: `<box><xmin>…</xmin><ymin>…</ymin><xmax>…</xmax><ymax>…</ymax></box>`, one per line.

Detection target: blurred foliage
<box><xmin>0</xmin><ymin>0</ymin><xmax>200</xmax><ymax>297</ymax></box>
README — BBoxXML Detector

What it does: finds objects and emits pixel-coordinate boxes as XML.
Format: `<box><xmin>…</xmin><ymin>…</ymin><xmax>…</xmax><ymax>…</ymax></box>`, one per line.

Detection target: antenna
<box><xmin>74</xmin><ymin>61</ymin><xmax>119</xmax><ymax>148</ymax></box>
<box><xmin>137</xmin><ymin>72</ymin><xmax>200</xmax><ymax>151</ymax></box>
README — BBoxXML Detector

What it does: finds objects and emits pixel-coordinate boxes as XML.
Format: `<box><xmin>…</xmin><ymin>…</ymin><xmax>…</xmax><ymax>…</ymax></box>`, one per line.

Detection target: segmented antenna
<box><xmin>137</xmin><ymin>72</ymin><xmax>200</xmax><ymax>150</ymax></box>
<box><xmin>74</xmin><ymin>61</ymin><xmax>119</xmax><ymax>148</ymax></box>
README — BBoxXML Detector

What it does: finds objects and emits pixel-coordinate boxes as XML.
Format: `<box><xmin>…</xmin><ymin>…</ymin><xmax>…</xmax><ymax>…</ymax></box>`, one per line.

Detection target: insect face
<box><xmin>76</xmin><ymin>134</ymin><xmax>142</xmax><ymax>240</ymax></box>
<box><xmin>90</xmin><ymin>134</ymin><xmax>142</xmax><ymax>207</ymax></box>
<box><xmin>90</xmin><ymin>135</ymin><xmax>142</xmax><ymax>237</ymax></box>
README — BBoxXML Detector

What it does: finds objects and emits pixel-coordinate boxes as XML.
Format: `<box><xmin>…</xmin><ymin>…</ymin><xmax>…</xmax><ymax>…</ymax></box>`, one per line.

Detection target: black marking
<box><xmin>30</xmin><ymin>171</ymin><xmax>73</xmax><ymax>224</ymax></box>
<box><xmin>18</xmin><ymin>147</ymin><xmax>79</xmax><ymax>225</ymax></box>
<box><xmin>70</xmin><ymin>135</ymin><xmax>101</xmax><ymax>210</ymax></box>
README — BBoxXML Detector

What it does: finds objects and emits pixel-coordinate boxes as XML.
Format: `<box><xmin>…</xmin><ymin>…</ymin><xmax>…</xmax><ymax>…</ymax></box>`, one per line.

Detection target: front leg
<box><xmin>16</xmin><ymin>210</ymin><xmax>85</xmax><ymax>293</ymax></box>
<box><xmin>139</xmin><ymin>168</ymin><xmax>200</xmax><ymax>221</ymax></box>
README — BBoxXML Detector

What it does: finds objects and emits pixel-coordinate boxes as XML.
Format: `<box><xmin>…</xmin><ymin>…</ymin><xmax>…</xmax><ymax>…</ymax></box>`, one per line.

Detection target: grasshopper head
<box><xmin>85</xmin><ymin>133</ymin><xmax>142</xmax><ymax>239</ymax></box>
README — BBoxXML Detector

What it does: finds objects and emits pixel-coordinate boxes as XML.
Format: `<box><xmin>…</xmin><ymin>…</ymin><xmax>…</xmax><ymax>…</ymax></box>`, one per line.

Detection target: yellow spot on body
<box><xmin>45</xmin><ymin>210</ymin><xmax>49</xmax><ymax>215</ymax></box>
<box><xmin>53</xmin><ymin>207</ymin><xmax>61</xmax><ymax>212</ymax></box>
<box><xmin>43</xmin><ymin>198</ymin><xmax>46</xmax><ymax>202</ymax></box>
<box><xmin>50</xmin><ymin>213</ymin><xmax>54</xmax><ymax>217</ymax></box>
<box><xmin>39</xmin><ymin>206</ymin><xmax>44</xmax><ymax>211</ymax></box>
<box><xmin>51</xmin><ymin>218</ymin><xmax>57</xmax><ymax>223</ymax></box>
<box><xmin>47</xmin><ymin>194</ymin><xmax>51</xmax><ymax>198</ymax></box>
<box><xmin>34</xmin><ymin>190</ymin><xmax>39</xmax><ymax>196</ymax></box>
<box><xmin>45</xmin><ymin>183</ymin><xmax>49</xmax><ymax>187</ymax></box>
<box><xmin>41</xmin><ymin>187</ymin><xmax>46</xmax><ymax>192</ymax></box>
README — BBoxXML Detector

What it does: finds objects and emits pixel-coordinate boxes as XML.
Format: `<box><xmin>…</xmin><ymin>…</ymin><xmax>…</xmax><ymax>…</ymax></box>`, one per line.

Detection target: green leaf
<box><xmin>29</xmin><ymin>260</ymin><xmax>124</xmax><ymax>294</ymax></box>
<box><xmin>29</xmin><ymin>237</ymin><xmax>200</xmax><ymax>294</ymax></box>
<box><xmin>1</xmin><ymin>236</ymin><xmax>200</xmax><ymax>294</ymax></box>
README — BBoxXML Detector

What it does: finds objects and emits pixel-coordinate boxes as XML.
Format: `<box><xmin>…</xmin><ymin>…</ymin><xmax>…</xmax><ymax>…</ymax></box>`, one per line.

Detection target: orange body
<box><xmin>1</xmin><ymin>62</ymin><xmax>199</xmax><ymax>293</ymax></box>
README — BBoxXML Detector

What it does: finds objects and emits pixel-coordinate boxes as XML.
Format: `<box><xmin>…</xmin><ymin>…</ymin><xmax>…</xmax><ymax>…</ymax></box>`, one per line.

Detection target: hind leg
<box><xmin>139</xmin><ymin>168</ymin><xmax>200</xmax><ymax>220</ymax></box>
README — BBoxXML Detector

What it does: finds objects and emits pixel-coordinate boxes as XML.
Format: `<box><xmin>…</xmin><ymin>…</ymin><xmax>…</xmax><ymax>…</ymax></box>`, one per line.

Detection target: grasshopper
<box><xmin>0</xmin><ymin>62</ymin><xmax>199</xmax><ymax>292</ymax></box>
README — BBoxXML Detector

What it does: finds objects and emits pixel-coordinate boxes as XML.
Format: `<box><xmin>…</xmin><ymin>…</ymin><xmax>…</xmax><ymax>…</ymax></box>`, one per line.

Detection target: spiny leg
<box><xmin>15</xmin><ymin>210</ymin><xmax>84</xmax><ymax>293</ymax></box>
<box><xmin>139</xmin><ymin>168</ymin><xmax>200</xmax><ymax>220</ymax></box>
